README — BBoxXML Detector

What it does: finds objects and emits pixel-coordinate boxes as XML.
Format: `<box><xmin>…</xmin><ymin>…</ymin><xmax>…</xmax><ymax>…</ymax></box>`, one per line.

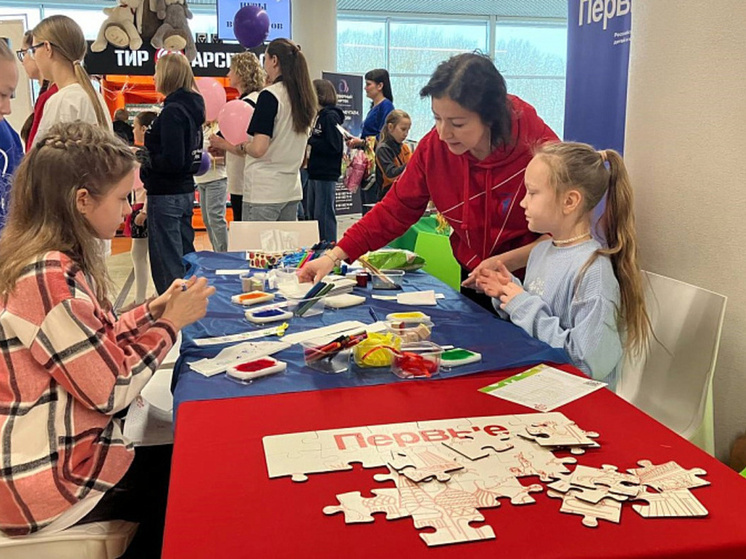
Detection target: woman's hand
<box><xmin>209</xmin><ymin>134</ymin><xmax>230</xmax><ymax>151</ymax></box>
<box><xmin>134</xmin><ymin>211</ymin><xmax>147</xmax><ymax>226</ymax></box>
<box><xmin>345</xmin><ymin>137</ymin><xmax>363</xmax><ymax>150</ymax></box>
<box><xmin>160</xmin><ymin>277</ymin><xmax>216</xmax><ymax>331</ymax></box>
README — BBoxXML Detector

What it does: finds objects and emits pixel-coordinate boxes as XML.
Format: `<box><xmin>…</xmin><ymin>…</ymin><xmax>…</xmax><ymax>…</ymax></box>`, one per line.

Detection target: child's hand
<box><xmin>498</xmin><ymin>282</ymin><xmax>524</xmax><ymax>309</ymax></box>
<box><xmin>475</xmin><ymin>269</ymin><xmax>509</xmax><ymax>298</ymax></box>
<box><xmin>462</xmin><ymin>257</ymin><xmax>511</xmax><ymax>288</ymax></box>
<box><xmin>161</xmin><ymin>277</ymin><xmax>216</xmax><ymax>331</ymax></box>
<box><xmin>134</xmin><ymin>212</ymin><xmax>147</xmax><ymax>226</ymax></box>
<box><xmin>147</xmin><ymin>277</ymin><xmax>196</xmax><ymax>319</ymax></box>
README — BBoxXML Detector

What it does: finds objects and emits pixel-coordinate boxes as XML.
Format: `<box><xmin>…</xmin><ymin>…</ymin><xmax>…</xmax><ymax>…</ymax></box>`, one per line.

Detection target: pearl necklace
<box><xmin>552</xmin><ymin>231</ymin><xmax>591</xmax><ymax>245</ymax></box>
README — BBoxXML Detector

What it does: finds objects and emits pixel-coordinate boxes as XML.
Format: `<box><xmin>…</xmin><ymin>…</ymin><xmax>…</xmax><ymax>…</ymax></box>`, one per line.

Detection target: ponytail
<box><xmin>599</xmin><ymin>150</ymin><xmax>650</xmax><ymax>356</ymax></box>
<box><xmin>265</xmin><ymin>38</ymin><xmax>317</xmax><ymax>133</ymax></box>
<box><xmin>73</xmin><ymin>61</ymin><xmax>108</xmax><ymax>129</ymax></box>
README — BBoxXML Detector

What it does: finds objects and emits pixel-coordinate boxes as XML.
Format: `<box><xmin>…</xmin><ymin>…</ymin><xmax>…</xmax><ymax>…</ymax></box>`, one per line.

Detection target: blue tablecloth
<box><xmin>172</xmin><ymin>251</ymin><xmax>570</xmax><ymax>411</ymax></box>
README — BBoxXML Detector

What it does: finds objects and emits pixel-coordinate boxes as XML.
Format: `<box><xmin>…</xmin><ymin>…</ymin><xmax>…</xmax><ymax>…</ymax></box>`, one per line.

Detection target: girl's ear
<box><xmin>563</xmin><ymin>189</ymin><xmax>583</xmax><ymax>215</ymax></box>
<box><xmin>76</xmin><ymin>188</ymin><xmax>91</xmax><ymax>215</ymax></box>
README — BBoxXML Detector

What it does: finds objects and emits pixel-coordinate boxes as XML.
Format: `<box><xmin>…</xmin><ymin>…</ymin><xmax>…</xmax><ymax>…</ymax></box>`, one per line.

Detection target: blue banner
<box><xmin>563</xmin><ymin>0</ymin><xmax>631</xmax><ymax>153</ymax></box>
<box><xmin>217</xmin><ymin>0</ymin><xmax>292</xmax><ymax>43</ymax></box>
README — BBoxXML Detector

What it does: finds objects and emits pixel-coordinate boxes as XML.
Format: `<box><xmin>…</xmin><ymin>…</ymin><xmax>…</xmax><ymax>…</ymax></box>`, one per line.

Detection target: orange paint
<box><xmin>237</xmin><ymin>292</ymin><xmax>268</xmax><ymax>302</ymax></box>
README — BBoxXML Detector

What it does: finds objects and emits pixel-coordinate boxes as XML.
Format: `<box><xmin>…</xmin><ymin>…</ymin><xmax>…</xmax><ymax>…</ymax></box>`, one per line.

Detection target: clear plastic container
<box><xmin>370</xmin><ymin>269</ymin><xmax>404</xmax><ymax>290</ymax></box>
<box><xmin>287</xmin><ymin>295</ymin><xmax>325</xmax><ymax>318</ymax></box>
<box><xmin>301</xmin><ymin>339</ymin><xmax>351</xmax><ymax>374</ymax></box>
<box><xmin>384</xmin><ymin>320</ymin><xmax>434</xmax><ymax>343</ymax></box>
<box><xmin>274</xmin><ymin>266</ymin><xmax>299</xmax><ymax>288</ymax></box>
<box><xmin>390</xmin><ymin>341</ymin><xmax>443</xmax><ymax>379</ymax></box>
<box><xmin>352</xmin><ymin>332</ymin><xmax>402</xmax><ymax>368</ymax></box>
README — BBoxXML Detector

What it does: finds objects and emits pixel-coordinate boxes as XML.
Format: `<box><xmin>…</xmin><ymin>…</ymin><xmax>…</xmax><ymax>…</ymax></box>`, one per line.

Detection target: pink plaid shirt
<box><xmin>0</xmin><ymin>252</ymin><xmax>176</xmax><ymax>536</ymax></box>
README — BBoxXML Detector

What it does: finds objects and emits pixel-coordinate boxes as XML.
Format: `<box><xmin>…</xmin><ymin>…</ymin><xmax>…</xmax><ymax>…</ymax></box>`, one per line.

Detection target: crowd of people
<box><xmin>0</xmin><ymin>13</ymin><xmax>650</xmax><ymax>559</ymax></box>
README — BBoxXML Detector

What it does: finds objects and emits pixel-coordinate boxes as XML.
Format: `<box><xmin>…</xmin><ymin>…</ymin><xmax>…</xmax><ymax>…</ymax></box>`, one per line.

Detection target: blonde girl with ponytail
<box><xmin>31</xmin><ymin>15</ymin><xmax>112</xmax><ymax>140</ymax></box>
<box><xmin>476</xmin><ymin>141</ymin><xmax>650</xmax><ymax>389</ymax></box>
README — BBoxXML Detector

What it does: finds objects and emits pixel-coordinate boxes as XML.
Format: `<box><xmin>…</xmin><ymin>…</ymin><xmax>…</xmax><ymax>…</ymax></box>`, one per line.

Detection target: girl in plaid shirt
<box><xmin>0</xmin><ymin>122</ymin><xmax>214</xmax><ymax>557</ymax></box>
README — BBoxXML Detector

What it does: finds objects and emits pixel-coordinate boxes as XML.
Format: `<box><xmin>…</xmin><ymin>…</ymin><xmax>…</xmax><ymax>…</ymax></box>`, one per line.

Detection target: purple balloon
<box><xmin>196</xmin><ymin>151</ymin><xmax>211</xmax><ymax>176</ymax></box>
<box><xmin>233</xmin><ymin>5</ymin><xmax>270</xmax><ymax>49</ymax></box>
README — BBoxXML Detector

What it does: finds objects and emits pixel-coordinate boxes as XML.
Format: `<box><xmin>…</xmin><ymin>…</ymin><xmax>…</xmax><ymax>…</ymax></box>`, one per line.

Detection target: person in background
<box><xmin>208</xmin><ymin>51</ymin><xmax>265</xmax><ymax>223</ymax></box>
<box><xmin>0</xmin><ymin>39</ymin><xmax>22</xmax><ymax>234</ymax></box>
<box><xmin>17</xmin><ymin>30</ymin><xmax>57</xmax><ymax>150</ymax></box>
<box><xmin>139</xmin><ymin>52</ymin><xmax>205</xmax><ymax>294</ymax></box>
<box><xmin>196</xmin><ymin>121</ymin><xmax>228</xmax><ymax>252</ymax></box>
<box><xmin>306</xmin><ymin>79</ymin><xmax>344</xmax><ymax>242</ymax></box>
<box><xmin>113</xmin><ymin>108</ymin><xmax>134</xmax><ymax>145</ymax></box>
<box><xmin>0</xmin><ymin>122</ymin><xmax>214</xmax><ymax>557</ymax></box>
<box><xmin>299</xmin><ymin>53</ymin><xmax>558</xmax><ymax>314</ymax></box>
<box><xmin>126</xmin><ymin>110</ymin><xmax>157</xmax><ymax>305</ymax></box>
<box><xmin>240</xmin><ymin>38</ymin><xmax>316</xmax><ymax>222</ymax></box>
<box><xmin>476</xmin><ymin>142</ymin><xmax>651</xmax><ymax>389</ymax></box>
<box><xmin>345</xmin><ymin>68</ymin><xmax>395</xmax><ymax>214</ymax></box>
<box><xmin>375</xmin><ymin>109</ymin><xmax>412</xmax><ymax>201</ymax></box>
<box><xmin>31</xmin><ymin>15</ymin><xmax>112</xmax><ymax>139</ymax></box>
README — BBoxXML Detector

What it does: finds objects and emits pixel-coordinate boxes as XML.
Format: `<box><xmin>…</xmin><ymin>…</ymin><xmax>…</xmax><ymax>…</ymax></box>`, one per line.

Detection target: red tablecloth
<box><xmin>163</xmin><ymin>365</ymin><xmax>746</xmax><ymax>558</ymax></box>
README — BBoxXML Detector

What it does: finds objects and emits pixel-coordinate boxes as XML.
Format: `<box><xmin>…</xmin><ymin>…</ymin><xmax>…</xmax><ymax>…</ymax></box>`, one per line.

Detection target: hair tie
<box><xmin>599</xmin><ymin>150</ymin><xmax>608</xmax><ymax>163</ymax></box>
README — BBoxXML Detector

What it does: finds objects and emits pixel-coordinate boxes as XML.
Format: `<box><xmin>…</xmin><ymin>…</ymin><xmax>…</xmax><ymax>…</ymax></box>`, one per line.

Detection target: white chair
<box><xmin>0</xmin><ymin>520</ymin><xmax>138</xmax><ymax>559</ymax></box>
<box><xmin>617</xmin><ymin>271</ymin><xmax>727</xmax><ymax>455</ymax></box>
<box><xmin>227</xmin><ymin>220</ymin><xmax>319</xmax><ymax>251</ymax></box>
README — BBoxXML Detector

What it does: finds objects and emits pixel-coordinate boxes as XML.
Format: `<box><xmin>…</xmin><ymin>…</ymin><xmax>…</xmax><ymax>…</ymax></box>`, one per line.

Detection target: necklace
<box><xmin>552</xmin><ymin>231</ymin><xmax>591</xmax><ymax>245</ymax></box>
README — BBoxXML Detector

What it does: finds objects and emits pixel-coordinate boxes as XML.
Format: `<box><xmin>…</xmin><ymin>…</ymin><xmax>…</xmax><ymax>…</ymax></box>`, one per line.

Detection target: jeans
<box><xmin>147</xmin><ymin>192</ymin><xmax>195</xmax><ymax>294</ymax></box>
<box><xmin>197</xmin><ymin>178</ymin><xmax>228</xmax><ymax>252</ymax></box>
<box><xmin>242</xmin><ymin>200</ymin><xmax>299</xmax><ymax>222</ymax></box>
<box><xmin>298</xmin><ymin>168</ymin><xmax>309</xmax><ymax>220</ymax></box>
<box><xmin>307</xmin><ymin>178</ymin><xmax>337</xmax><ymax>242</ymax></box>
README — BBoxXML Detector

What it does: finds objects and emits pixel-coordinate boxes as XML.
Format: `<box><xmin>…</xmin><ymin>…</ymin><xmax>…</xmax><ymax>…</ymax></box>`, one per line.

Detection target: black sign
<box><xmin>322</xmin><ymin>72</ymin><xmax>363</xmax><ymax>138</ymax></box>
<box><xmin>84</xmin><ymin>41</ymin><xmax>247</xmax><ymax>77</ymax></box>
<box><xmin>335</xmin><ymin>181</ymin><xmax>362</xmax><ymax>216</ymax></box>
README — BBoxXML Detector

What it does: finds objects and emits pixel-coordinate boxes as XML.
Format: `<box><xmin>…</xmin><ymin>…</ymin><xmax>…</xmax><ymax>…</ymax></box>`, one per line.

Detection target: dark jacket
<box><xmin>113</xmin><ymin>120</ymin><xmax>134</xmax><ymax>145</ymax></box>
<box><xmin>140</xmin><ymin>88</ymin><xmax>205</xmax><ymax>195</ymax></box>
<box><xmin>307</xmin><ymin>106</ymin><xmax>344</xmax><ymax>181</ymax></box>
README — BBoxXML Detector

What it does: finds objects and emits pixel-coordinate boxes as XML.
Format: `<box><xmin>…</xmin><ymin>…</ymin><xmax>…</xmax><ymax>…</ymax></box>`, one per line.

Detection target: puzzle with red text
<box><xmin>262</xmin><ymin>413</ymin><xmax>710</xmax><ymax>547</ymax></box>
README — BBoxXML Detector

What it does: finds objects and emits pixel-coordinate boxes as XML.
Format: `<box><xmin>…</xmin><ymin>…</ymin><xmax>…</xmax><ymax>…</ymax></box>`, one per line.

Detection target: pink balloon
<box><xmin>217</xmin><ymin>99</ymin><xmax>255</xmax><ymax>145</ymax></box>
<box><xmin>196</xmin><ymin>77</ymin><xmax>227</xmax><ymax>122</ymax></box>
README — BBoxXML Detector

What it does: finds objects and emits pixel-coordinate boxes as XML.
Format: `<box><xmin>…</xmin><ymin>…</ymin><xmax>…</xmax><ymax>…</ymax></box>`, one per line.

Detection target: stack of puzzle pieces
<box><xmin>263</xmin><ymin>413</ymin><xmax>709</xmax><ymax>547</ymax></box>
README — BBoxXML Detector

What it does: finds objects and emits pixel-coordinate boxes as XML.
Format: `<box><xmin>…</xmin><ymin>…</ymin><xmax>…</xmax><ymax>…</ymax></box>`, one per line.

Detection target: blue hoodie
<box><xmin>0</xmin><ymin>119</ymin><xmax>23</xmax><ymax>232</ymax></box>
<box><xmin>141</xmin><ymin>87</ymin><xmax>205</xmax><ymax>195</ymax></box>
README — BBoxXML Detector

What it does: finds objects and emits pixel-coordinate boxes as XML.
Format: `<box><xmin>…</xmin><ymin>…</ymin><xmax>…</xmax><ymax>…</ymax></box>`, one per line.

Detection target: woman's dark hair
<box><xmin>420</xmin><ymin>52</ymin><xmax>512</xmax><ymax>148</ymax></box>
<box><xmin>313</xmin><ymin>79</ymin><xmax>337</xmax><ymax>108</ymax></box>
<box><xmin>364</xmin><ymin>68</ymin><xmax>393</xmax><ymax>104</ymax></box>
<box><xmin>266</xmin><ymin>38</ymin><xmax>317</xmax><ymax>133</ymax></box>
<box><xmin>134</xmin><ymin>110</ymin><xmax>158</xmax><ymax>128</ymax></box>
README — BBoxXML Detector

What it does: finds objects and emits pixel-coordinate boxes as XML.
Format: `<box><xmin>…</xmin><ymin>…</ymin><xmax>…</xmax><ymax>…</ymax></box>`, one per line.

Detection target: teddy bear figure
<box><xmin>151</xmin><ymin>0</ymin><xmax>197</xmax><ymax>61</ymax></box>
<box><xmin>91</xmin><ymin>0</ymin><xmax>145</xmax><ymax>52</ymax></box>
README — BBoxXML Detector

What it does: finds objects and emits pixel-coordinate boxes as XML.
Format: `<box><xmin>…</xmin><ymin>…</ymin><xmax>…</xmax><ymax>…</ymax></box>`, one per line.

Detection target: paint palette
<box><xmin>385</xmin><ymin>311</ymin><xmax>431</xmax><ymax>324</ymax></box>
<box><xmin>226</xmin><ymin>356</ymin><xmax>287</xmax><ymax>382</ymax></box>
<box><xmin>231</xmin><ymin>291</ymin><xmax>275</xmax><ymax>306</ymax></box>
<box><xmin>440</xmin><ymin>348</ymin><xmax>482</xmax><ymax>368</ymax></box>
<box><xmin>245</xmin><ymin>307</ymin><xmax>294</xmax><ymax>324</ymax></box>
<box><xmin>324</xmin><ymin>294</ymin><xmax>366</xmax><ymax>309</ymax></box>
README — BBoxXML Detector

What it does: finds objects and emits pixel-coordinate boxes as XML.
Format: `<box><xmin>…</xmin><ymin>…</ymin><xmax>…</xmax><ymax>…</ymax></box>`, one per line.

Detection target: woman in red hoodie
<box><xmin>300</xmin><ymin>53</ymin><xmax>558</xmax><ymax>309</ymax></box>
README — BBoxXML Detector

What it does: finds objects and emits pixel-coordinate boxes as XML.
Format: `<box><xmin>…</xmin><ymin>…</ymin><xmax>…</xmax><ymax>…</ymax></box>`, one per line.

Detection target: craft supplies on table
<box><xmin>245</xmin><ymin>307</ymin><xmax>294</xmax><ymax>324</ymax></box>
<box><xmin>324</xmin><ymin>294</ymin><xmax>366</xmax><ymax>309</ymax></box>
<box><xmin>386</xmin><ymin>311</ymin><xmax>431</xmax><ymax>323</ymax></box>
<box><xmin>231</xmin><ymin>291</ymin><xmax>275</xmax><ymax>306</ymax></box>
<box><xmin>301</xmin><ymin>332</ymin><xmax>367</xmax><ymax>374</ymax></box>
<box><xmin>440</xmin><ymin>348</ymin><xmax>482</xmax><ymax>369</ymax></box>
<box><xmin>352</xmin><ymin>331</ymin><xmax>402</xmax><ymax>368</ymax></box>
<box><xmin>370</xmin><ymin>269</ymin><xmax>404</xmax><ymax>290</ymax></box>
<box><xmin>189</xmin><ymin>341</ymin><xmax>291</xmax><ymax>376</ymax></box>
<box><xmin>390</xmin><ymin>341</ymin><xmax>444</xmax><ymax>379</ymax></box>
<box><xmin>385</xmin><ymin>320</ymin><xmax>434</xmax><ymax>343</ymax></box>
<box><xmin>227</xmin><ymin>357</ymin><xmax>287</xmax><ymax>382</ymax></box>
<box><xmin>193</xmin><ymin>323</ymin><xmax>289</xmax><ymax>346</ymax></box>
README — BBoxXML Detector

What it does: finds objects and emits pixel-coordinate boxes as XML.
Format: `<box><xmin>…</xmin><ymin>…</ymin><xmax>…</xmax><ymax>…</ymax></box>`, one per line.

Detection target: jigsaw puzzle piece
<box><xmin>627</xmin><ymin>460</ymin><xmax>709</xmax><ymax>492</ymax></box>
<box><xmin>441</xmin><ymin>431</ymin><xmax>513</xmax><ymax>461</ymax></box>
<box><xmin>570</xmin><ymin>464</ymin><xmax>641</xmax><ymax>497</ymax></box>
<box><xmin>631</xmin><ymin>488</ymin><xmax>708</xmax><ymax>518</ymax></box>
<box><xmin>387</xmin><ymin>448</ymin><xmax>464</xmax><ymax>483</ymax></box>
<box><xmin>547</xmin><ymin>489</ymin><xmax>622</xmax><ymax>527</ymax></box>
<box><xmin>523</xmin><ymin>420</ymin><xmax>600</xmax><ymax>448</ymax></box>
<box><xmin>493</xmin><ymin>435</ymin><xmax>577</xmax><ymax>481</ymax></box>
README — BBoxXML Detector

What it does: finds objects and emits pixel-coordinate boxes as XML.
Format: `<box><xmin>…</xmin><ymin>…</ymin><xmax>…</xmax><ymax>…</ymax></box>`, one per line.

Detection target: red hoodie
<box><xmin>338</xmin><ymin>95</ymin><xmax>559</xmax><ymax>271</ymax></box>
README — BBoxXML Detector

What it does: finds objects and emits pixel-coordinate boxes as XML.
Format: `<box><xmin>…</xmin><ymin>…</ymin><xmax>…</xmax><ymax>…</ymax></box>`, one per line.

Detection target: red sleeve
<box><xmin>337</xmin><ymin>136</ymin><xmax>432</xmax><ymax>261</ymax></box>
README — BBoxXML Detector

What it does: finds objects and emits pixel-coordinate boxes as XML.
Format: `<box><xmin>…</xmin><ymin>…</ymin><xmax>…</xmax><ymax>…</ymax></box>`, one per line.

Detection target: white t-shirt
<box><xmin>35</xmin><ymin>83</ymin><xmax>113</xmax><ymax>140</ymax></box>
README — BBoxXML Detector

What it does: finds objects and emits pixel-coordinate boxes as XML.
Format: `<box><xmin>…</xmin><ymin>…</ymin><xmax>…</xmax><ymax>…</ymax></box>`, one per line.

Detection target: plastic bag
<box><xmin>364</xmin><ymin>248</ymin><xmax>426</xmax><ymax>271</ymax></box>
<box><xmin>343</xmin><ymin>149</ymin><xmax>368</xmax><ymax>192</ymax></box>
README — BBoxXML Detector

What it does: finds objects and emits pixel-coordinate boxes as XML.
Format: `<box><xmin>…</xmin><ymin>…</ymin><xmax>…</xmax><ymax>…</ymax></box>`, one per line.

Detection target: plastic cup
<box><xmin>390</xmin><ymin>341</ymin><xmax>443</xmax><ymax>379</ymax></box>
<box><xmin>287</xmin><ymin>295</ymin><xmax>325</xmax><ymax>318</ymax></box>
<box><xmin>370</xmin><ymin>269</ymin><xmax>404</xmax><ymax>290</ymax></box>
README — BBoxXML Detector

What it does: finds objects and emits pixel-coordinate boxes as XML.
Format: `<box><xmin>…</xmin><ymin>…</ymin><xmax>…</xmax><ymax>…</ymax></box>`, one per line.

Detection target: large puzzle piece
<box><xmin>569</xmin><ymin>464</ymin><xmax>642</xmax><ymax>498</ymax></box>
<box><xmin>547</xmin><ymin>489</ymin><xmax>623</xmax><ymax>527</ymax></box>
<box><xmin>387</xmin><ymin>448</ymin><xmax>464</xmax><ymax>483</ymax></box>
<box><xmin>631</xmin><ymin>488</ymin><xmax>708</xmax><ymax>518</ymax></box>
<box><xmin>627</xmin><ymin>460</ymin><xmax>709</xmax><ymax>492</ymax></box>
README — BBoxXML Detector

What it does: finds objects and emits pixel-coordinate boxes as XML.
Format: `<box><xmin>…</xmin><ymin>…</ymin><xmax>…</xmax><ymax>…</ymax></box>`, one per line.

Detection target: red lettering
<box><xmin>485</xmin><ymin>425</ymin><xmax>509</xmax><ymax>436</ymax></box>
<box><xmin>447</xmin><ymin>428</ymin><xmax>472</xmax><ymax>439</ymax></box>
<box><xmin>334</xmin><ymin>432</ymin><xmax>367</xmax><ymax>450</ymax></box>
<box><xmin>393</xmin><ymin>432</ymin><xmax>420</xmax><ymax>447</ymax></box>
<box><xmin>420</xmin><ymin>429</ymin><xmax>449</xmax><ymax>442</ymax></box>
<box><xmin>367</xmin><ymin>434</ymin><xmax>393</xmax><ymax>447</ymax></box>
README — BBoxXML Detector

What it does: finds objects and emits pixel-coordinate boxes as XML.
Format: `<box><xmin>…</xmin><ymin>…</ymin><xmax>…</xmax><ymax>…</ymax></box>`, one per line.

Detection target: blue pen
<box><xmin>368</xmin><ymin>307</ymin><xmax>380</xmax><ymax>323</ymax></box>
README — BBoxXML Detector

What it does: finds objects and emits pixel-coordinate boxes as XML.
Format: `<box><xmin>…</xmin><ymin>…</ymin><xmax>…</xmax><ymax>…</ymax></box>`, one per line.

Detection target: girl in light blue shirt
<box><xmin>476</xmin><ymin>142</ymin><xmax>651</xmax><ymax>388</ymax></box>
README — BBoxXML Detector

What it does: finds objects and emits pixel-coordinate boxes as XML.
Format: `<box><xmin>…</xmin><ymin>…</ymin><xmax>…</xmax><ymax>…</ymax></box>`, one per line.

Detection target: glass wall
<box><xmin>338</xmin><ymin>14</ymin><xmax>567</xmax><ymax>141</ymax></box>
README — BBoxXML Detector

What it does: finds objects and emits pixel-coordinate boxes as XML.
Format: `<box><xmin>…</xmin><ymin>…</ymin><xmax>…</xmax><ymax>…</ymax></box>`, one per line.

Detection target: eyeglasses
<box><xmin>16</xmin><ymin>43</ymin><xmax>46</xmax><ymax>63</ymax></box>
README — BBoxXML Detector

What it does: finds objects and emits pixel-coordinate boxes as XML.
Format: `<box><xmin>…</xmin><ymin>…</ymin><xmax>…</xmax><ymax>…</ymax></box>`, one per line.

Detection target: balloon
<box><xmin>233</xmin><ymin>5</ymin><xmax>270</xmax><ymax>49</ymax></box>
<box><xmin>196</xmin><ymin>77</ymin><xmax>227</xmax><ymax>122</ymax></box>
<box><xmin>217</xmin><ymin>99</ymin><xmax>255</xmax><ymax>145</ymax></box>
<box><xmin>196</xmin><ymin>151</ymin><xmax>211</xmax><ymax>176</ymax></box>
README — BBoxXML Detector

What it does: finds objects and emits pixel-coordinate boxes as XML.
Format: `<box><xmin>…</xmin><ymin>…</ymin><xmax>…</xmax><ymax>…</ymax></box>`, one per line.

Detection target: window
<box><xmin>0</xmin><ymin>7</ymin><xmax>41</xmax><ymax>30</ymax></box>
<box><xmin>495</xmin><ymin>21</ymin><xmax>567</xmax><ymax>137</ymax></box>
<box><xmin>337</xmin><ymin>14</ymin><xmax>567</xmax><ymax>141</ymax></box>
<box><xmin>190</xmin><ymin>10</ymin><xmax>220</xmax><ymax>36</ymax></box>
<box><xmin>43</xmin><ymin>8</ymin><xmax>107</xmax><ymax>40</ymax></box>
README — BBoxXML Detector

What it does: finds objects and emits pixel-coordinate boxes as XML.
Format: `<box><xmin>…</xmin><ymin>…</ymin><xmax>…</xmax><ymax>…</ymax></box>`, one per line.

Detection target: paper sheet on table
<box><xmin>478</xmin><ymin>363</ymin><xmax>607</xmax><ymax>412</ymax></box>
<box><xmin>189</xmin><ymin>341</ymin><xmax>291</xmax><ymax>376</ymax></box>
<box><xmin>216</xmin><ymin>269</ymin><xmax>249</xmax><ymax>275</ymax></box>
<box><xmin>371</xmin><ymin>290</ymin><xmax>443</xmax><ymax>305</ymax></box>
